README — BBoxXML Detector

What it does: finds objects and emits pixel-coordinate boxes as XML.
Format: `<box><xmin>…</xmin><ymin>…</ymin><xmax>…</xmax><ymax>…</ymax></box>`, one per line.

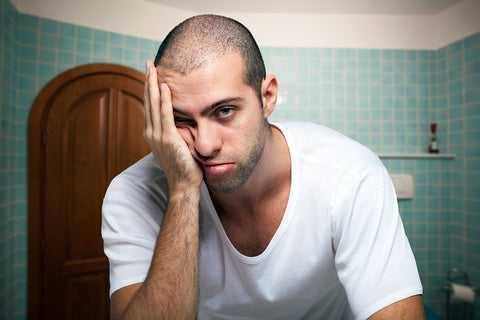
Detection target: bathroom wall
<box><xmin>444</xmin><ymin>34</ymin><xmax>480</xmax><ymax>301</ymax></box>
<box><xmin>0</xmin><ymin>0</ymin><xmax>20</xmax><ymax>318</ymax></box>
<box><xmin>0</xmin><ymin>0</ymin><xmax>479</xmax><ymax>318</ymax></box>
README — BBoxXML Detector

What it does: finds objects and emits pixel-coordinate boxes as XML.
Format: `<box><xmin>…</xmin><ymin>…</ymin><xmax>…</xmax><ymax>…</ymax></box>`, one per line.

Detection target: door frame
<box><xmin>27</xmin><ymin>63</ymin><xmax>145</xmax><ymax>319</ymax></box>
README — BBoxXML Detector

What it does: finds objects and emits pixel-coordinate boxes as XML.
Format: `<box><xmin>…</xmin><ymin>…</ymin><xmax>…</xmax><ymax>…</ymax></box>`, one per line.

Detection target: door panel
<box><xmin>64</xmin><ymin>90</ymin><xmax>109</xmax><ymax>260</ymax></box>
<box><xmin>64</xmin><ymin>266</ymin><xmax>109</xmax><ymax>320</ymax></box>
<box><xmin>29</xmin><ymin>64</ymin><xmax>150</xmax><ymax>319</ymax></box>
<box><xmin>111</xmin><ymin>90</ymin><xmax>149</xmax><ymax>179</ymax></box>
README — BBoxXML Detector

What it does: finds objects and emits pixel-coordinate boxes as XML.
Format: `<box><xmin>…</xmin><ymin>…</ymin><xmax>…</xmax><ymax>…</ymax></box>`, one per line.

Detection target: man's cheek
<box><xmin>177</xmin><ymin>127</ymin><xmax>194</xmax><ymax>149</ymax></box>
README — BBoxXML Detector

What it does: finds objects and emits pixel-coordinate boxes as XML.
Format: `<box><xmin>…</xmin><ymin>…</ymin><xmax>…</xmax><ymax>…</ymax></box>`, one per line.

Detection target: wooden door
<box><xmin>28</xmin><ymin>64</ymin><xmax>150</xmax><ymax>319</ymax></box>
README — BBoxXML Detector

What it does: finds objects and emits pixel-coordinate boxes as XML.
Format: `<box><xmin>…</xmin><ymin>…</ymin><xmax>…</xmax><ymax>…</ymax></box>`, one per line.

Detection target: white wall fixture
<box><xmin>390</xmin><ymin>174</ymin><xmax>415</xmax><ymax>200</ymax></box>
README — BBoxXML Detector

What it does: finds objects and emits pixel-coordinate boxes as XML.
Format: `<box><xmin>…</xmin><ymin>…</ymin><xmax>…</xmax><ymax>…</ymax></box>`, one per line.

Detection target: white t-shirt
<box><xmin>102</xmin><ymin>122</ymin><xmax>422</xmax><ymax>320</ymax></box>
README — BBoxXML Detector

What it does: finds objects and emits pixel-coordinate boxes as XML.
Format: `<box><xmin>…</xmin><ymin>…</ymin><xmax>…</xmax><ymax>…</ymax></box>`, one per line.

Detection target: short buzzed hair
<box><xmin>154</xmin><ymin>15</ymin><xmax>266</xmax><ymax>102</ymax></box>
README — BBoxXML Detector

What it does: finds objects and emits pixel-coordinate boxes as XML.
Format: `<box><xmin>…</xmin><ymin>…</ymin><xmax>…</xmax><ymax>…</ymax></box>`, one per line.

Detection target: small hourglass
<box><xmin>428</xmin><ymin>123</ymin><xmax>439</xmax><ymax>153</ymax></box>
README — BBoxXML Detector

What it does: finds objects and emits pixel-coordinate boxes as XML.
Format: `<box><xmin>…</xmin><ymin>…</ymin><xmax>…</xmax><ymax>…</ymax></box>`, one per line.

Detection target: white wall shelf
<box><xmin>377</xmin><ymin>153</ymin><xmax>456</xmax><ymax>159</ymax></box>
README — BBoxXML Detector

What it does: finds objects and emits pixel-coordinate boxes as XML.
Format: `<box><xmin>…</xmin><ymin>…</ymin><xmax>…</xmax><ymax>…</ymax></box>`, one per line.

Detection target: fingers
<box><xmin>159</xmin><ymin>83</ymin><xmax>175</xmax><ymax>136</ymax></box>
<box><xmin>144</xmin><ymin>60</ymin><xmax>162</xmax><ymax>143</ymax></box>
<box><xmin>142</xmin><ymin>62</ymin><xmax>203</xmax><ymax>188</ymax></box>
<box><xmin>144</xmin><ymin>60</ymin><xmax>154</xmax><ymax>140</ymax></box>
<box><xmin>144</xmin><ymin>60</ymin><xmax>175</xmax><ymax>145</ymax></box>
<box><xmin>148</xmin><ymin>65</ymin><xmax>161</xmax><ymax>140</ymax></box>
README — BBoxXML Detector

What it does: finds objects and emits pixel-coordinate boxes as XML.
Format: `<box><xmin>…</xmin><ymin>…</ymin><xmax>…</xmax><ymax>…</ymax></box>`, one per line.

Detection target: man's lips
<box><xmin>202</xmin><ymin>163</ymin><xmax>235</xmax><ymax>175</ymax></box>
<box><xmin>195</xmin><ymin>158</ymin><xmax>235</xmax><ymax>175</ymax></box>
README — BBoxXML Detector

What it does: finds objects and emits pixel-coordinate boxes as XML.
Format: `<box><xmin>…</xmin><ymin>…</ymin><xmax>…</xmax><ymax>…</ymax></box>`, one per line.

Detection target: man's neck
<box><xmin>210</xmin><ymin>125</ymin><xmax>291</xmax><ymax>221</ymax></box>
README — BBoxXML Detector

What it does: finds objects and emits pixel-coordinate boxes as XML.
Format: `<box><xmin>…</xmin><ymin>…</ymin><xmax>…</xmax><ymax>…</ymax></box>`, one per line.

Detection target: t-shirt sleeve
<box><xmin>101</xmin><ymin>174</ymin><xmax>167</xmax><ymax>296</ymax></box>
<box><xmin>331</xmin><ymin>167</ymin><xmax>423</xmax><ymax>320</ymax></box>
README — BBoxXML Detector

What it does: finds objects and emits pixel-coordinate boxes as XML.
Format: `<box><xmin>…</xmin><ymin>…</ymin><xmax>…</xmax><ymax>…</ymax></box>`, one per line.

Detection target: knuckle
<box><xmin>143</xmin><ymin>128</ymin><xmax>153</xmax><ymax>140</ymax></box>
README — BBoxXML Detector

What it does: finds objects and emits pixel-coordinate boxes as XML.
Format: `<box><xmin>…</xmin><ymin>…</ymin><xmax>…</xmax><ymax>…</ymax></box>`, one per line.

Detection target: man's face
<box><xmin>156</xmin><ymin>53</ymin><xmax>268</xmax><ymax>193</ymax></box>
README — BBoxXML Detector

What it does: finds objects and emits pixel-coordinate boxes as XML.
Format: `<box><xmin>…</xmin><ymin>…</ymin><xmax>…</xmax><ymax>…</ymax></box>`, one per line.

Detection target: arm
<box><xmin>368</xmin><ymin>295</ymin><xmax>425</xmax><ymax>319</ymax></box>
<box><xmin>110</xmin><ymin>60</ymin><xmax>203</xmax><ymax>320</ymax></box>
<box><xmin>111</xmin><ymin>189</ymin><xmax>200</xmax><ymax>320</ymax></box>
<box><xmin>332</xmin><ymin>167</ymin><xmax>423</xmax><ymax>319</ymax></box>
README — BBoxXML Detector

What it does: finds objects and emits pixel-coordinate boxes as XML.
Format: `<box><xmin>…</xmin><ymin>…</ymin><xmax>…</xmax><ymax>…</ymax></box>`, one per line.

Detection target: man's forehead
<box><xmin>158</xmin><ymin>54</ymin><xmax>246</xmax><ymax>89</ymax></box>
<box><xmin>156</xmin><ymin>52</ymin><xmax>244</xmax><ymax>77</ymax></box>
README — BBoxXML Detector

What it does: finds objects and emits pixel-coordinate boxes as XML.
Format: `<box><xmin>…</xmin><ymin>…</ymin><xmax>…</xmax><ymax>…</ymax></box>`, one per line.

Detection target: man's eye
<box><xmin>174</xmin><ymin>117</ymin><xmax>194</xmax><ymax>126</ymax></box>
<box><xmin>218</xmin><ymin>108</ymin><xmax>234</xmax><ymax>117</ymax></box>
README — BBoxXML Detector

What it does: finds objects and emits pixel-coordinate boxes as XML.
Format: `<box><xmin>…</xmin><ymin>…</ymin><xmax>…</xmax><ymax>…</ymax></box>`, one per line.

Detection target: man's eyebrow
<box><xmin>173</xmin><ymin>97</ymin><xmax>243</xmax><ymax>118</ymax></box>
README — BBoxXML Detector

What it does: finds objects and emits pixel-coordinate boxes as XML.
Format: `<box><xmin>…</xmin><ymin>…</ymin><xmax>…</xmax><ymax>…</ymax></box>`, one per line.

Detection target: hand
<box><xmin>143</xmin><ymin>60</ymin><xmax>203</xmax><ymax>193</ymax></box>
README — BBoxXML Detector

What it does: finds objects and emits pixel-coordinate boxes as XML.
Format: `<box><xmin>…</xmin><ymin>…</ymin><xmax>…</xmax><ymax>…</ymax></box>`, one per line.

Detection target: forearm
<box><xmin>368</xmin><ymin>295</ymin><xmax>425</xmax><ymax>319</ymax></box>
<box><xmin>115</xmin><ymin>61</ymin><xmax>203</xmax><ymax>319</ymax></box>
<box><xmin>119</xmin><ymin>189</ymin><xmax>200</xmax><ymax>320</ymax></box>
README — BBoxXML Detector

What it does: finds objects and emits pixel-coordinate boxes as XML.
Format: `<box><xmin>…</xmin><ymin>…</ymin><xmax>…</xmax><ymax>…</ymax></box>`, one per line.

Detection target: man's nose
<box><xmin>193</xmin><ymin>122</ymin><xmax>221</xmax><ymax>158</ymax></box>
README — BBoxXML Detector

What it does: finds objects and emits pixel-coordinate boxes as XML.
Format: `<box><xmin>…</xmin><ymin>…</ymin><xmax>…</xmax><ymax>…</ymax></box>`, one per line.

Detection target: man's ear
<box><xmin>261</xmin><ymin>75</ymin><xmax>278</xmax><ymax>119</ymax></box>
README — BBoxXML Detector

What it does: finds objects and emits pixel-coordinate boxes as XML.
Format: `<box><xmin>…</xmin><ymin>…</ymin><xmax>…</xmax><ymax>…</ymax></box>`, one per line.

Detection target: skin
<box><xmin>110</xmin><ymin>52</ymin><xmax>425</xmax><ymax>319</ymax></box>
<box><xmin>369</xmin><ymin>296</ymin><xmax>425</xmax><ymax>319</ymax></box>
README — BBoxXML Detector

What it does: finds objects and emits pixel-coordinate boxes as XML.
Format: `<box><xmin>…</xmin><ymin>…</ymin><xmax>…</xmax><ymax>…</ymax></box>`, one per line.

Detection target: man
<box><xmin>102</xmin><ymin>14</ymin><xmax>425</xmax><ymax>319</ymax></box>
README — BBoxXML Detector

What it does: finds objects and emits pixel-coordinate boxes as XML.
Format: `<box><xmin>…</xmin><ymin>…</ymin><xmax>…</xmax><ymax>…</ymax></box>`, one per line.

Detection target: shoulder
<box><xmin>110</xmin><ymin>153</ymin><xmax>164</xmax><ymax>184</ymax></box>
<box><xmin>102</xmin><ymin>154</ymin><xmax>167</xmax><ymax>297</ymax></box>
<box><xmin>102</xmin><ymin>153</ymin><xmax>169</xmax><ymax>225</ymax></box>
<box><xmin>106</xmin><ymin>153</ymin><xmax>168</xmax><ymax>198</ymax></box>
<box><xmin>274</xmin><ymin>122</ymin><xmax>383</xmax><ymax>178</ymax></box>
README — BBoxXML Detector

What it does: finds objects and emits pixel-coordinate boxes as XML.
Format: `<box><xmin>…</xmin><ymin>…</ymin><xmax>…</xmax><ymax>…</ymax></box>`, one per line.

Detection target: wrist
<box><xmin>168</xmin><ymin>185</ymin><xmax>201</xmax><ymax>204</ymax></box>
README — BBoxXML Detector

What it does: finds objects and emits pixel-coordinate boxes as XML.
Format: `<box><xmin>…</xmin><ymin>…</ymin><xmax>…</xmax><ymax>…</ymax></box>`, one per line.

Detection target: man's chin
<box><xmin>204</xmin><ymin>174</ymin><xmax>247</xmax><ymax>194</ymax></box>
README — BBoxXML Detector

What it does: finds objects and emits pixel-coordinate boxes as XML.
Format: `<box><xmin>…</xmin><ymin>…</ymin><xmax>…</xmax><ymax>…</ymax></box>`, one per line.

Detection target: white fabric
<box><xmin>102</xmin><ymin>122</ymin><xmax>422</xmax><ymax>320</ymax></box>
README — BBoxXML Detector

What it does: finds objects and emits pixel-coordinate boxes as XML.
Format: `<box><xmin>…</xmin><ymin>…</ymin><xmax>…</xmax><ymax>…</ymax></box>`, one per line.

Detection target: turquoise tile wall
<box><xmin>1</xmin><ymin>0</ymin><xmax>479</xmax><ymax>318</ymax></box>
<box><xmin>264</xmin><ymin>47</ymin><xmax>435</xmax><ymax>154</ymax></box>
<box><xmin>446</xmin><ymin>34</ymin><xmax>480</xmax><ymax>317</ymax></box>
<box><xmin>0</xmin><ymin>0</ymin><xmax>20</xmax><ymax>319</ymax></box>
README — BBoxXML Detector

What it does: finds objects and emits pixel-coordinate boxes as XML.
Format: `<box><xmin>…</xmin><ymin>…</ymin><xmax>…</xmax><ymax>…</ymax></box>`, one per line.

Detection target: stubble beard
<box><xmin>204</xmin><ymin>121</ymin><xmax>267</xmax><ymax>194</ymax></box>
